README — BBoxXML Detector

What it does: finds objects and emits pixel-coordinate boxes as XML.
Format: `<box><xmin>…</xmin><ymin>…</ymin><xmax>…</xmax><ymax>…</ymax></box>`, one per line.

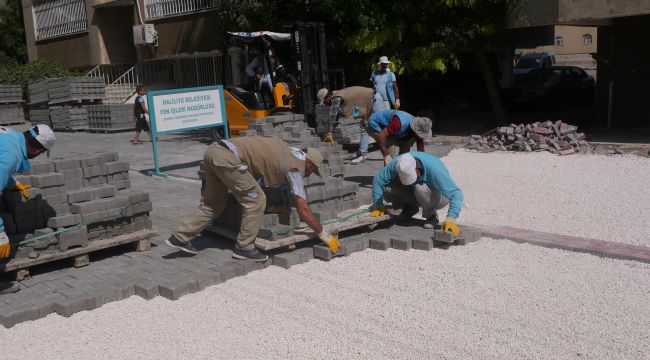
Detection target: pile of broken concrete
<box><xmin>467</xmin><ymin>120</ymin><xmax>591</xmax><ymax>155</ymax></box>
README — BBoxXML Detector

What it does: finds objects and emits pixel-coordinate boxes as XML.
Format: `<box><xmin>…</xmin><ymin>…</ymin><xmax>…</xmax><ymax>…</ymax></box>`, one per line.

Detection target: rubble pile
<box><xmin>467</xmin><ymin>120</ymin><xmax>591</xmax><ymax>155</ymax></box>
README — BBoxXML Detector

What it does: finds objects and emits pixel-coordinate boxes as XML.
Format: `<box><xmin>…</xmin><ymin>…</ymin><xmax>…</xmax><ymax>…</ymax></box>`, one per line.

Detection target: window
<box><xmin>145</xmin><ymin>0</ymin><xmax>221</xmax><ymax>20</ymax></box>
<box><xmin>554</xmin><ymin>36</ymin><xmax>564</xmax><ymax>46</ymax></box>
<box><xmin>33</xmin><ymin>0</ymin><xmax>88</xmax><ymax>40</ymax></box>
<box><xmin>583</xmin><ymin>34</ymin><xmax>593</xmax><ymax>45</ymax></box>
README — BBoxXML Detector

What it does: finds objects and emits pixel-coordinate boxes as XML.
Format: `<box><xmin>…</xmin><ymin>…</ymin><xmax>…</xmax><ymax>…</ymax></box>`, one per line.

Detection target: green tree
<box><xmin>0</xmin><ymin>0</ymin><xmax>27</xmax><ymax>65</ymax></box>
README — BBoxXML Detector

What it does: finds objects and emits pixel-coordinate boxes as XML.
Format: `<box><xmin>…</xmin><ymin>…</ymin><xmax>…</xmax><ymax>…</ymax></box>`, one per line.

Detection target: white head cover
<box><xmin>31</xmin><ymin>124</ymin><xmax>55</xmax><ymax>150</ymax></box>
<box><xmin>378</xmin><ymin>56</ymin><xmax>391</xmax><ymax>65</ymax></box>
<box><xmin>396</xmin><ymin>154</ymin><xmax>417</xmax><ymax>185</ymax></box>
<box><xmin>317</xmin><ymin>88</ymin><xmax>328</xmax><ymax>105</ymax></box>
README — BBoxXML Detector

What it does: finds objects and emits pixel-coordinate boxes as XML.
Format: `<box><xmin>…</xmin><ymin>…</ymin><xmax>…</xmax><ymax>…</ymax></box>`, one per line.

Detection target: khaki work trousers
<box><xmin>366</xmin><ymin>128</ymin><xmax>416</xmax><ymax>157</ymax></box>
<box><xmin>172</xmin><ymin>144</ymin><xmax>266</xmax><ymax>251</ymax></box>
<box><xmin>384</xmin><ymin>180</ymin><xmax>449</xmax><ymax>219</ymax></box>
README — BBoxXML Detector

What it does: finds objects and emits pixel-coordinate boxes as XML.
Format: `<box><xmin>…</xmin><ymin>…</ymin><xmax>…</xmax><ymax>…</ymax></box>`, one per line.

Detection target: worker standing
<box><xmin>166</xmin><ymin>137</ymin><xmax>340</xmax><ymax>261</ymax></box>
<box><xmin>0</xmin><ymin>124</ymin><xmax>56</xmax><ymax>294</ymax></box>
<box><xmin>370</xmin><ymin>56</ymin><xmax>400</xmax><ymax>111</ymax></box>
<box><xmin>317</xmin><ymin>86</ymin><xmax>375</xmax><ymax>164</ymax></box>
<box><xmin>367</xmin><ymin>109</ymin><xmax>432</xmax><ymax>165</ymax></box>
<box><xmin>370</xmin><ymin>152</ymin><xmax>463</xmax><ymax>232</ymax></box>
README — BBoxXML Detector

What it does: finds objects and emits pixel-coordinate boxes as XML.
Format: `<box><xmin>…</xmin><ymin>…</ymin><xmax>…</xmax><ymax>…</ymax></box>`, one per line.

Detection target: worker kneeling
<box><xmin>367</xmin><ymin>110</ymin><xmax>433</xmax><ymax>166</ymax></box>
<box><xmin>166</xmin><ymin>137</ymin><xmax>340</xmax><ymax>261</ymax></box>
<box><xmin>370</xmin><ymin>152</ymin><xmax>463</xmax><ymax>234</ymax></box>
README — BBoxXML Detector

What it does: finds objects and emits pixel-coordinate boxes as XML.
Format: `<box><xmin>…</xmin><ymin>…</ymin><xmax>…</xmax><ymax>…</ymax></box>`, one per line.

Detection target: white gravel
<box><xmin>2</xmin><ymin>240</ymin><xmax>649</xmax><ymax>360</ymax></box>
<box><xmin>442</xmin><ymin>150</ymin><xmax>650</xmax><ymax>247</ymax></box>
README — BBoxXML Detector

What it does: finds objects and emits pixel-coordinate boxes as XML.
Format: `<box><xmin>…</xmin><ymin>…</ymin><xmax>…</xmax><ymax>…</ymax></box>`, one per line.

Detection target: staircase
<box><xmin>87</xmin><ymin>64</ymin><xmax>137</xmax><ymax>104</ymax></box>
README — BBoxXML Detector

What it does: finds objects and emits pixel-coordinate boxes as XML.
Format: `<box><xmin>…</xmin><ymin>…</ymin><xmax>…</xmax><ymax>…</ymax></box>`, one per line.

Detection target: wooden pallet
<box><xmin>86</xmin><ymin>127</ymin><xmax>134</xmax><ymax>133</ymax></box>
<box><xmin>0</xmin><ymin>229</ymin><xmax>158</xmax><ymax>280</ymax></box>
<box><xmin>205</xmin><ymin>208</ymin><xmax>392</xmax><ymax>251</ymax></box>
<box><xmin>0</xmin><ymin>121</ymin><xmax>27</xmax><ymax>126</ymax></box>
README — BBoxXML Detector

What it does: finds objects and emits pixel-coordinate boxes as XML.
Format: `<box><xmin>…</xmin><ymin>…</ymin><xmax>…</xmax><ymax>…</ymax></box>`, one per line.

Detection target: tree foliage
<box><xmin>0</xmin><ymin>0</ymin><xmax>27</xmax><ymax>65</ymax></box>
<box><xmin>0</xmin><ymin>59</ymin><xmax>79</xmax><ymax>95</ymax></box>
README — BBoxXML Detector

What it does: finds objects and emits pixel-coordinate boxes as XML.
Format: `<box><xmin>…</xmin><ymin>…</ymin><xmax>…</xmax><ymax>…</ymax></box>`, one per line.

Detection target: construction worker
<box><xmin>166</xmin><ymin>137</ymin><xmax>340</xmax><ymax>261</ymax></box>
<box><xmin>370</xmin><ymin>152</ymin><xmax>463</xmax><ymax>232</ymax></box>
<box><xmin>317</xmin><ymin>86</ymin><xmax>376</xmax><ymax>164</ymax></box>
<box><xmin>370</xmin><ymin>56</ymin><xmax>400</xmax><ymax>110</ymax></box>
<box><xmin>0</xmin><ymin>124</ymin><xmax>56</xmax><ymax>294</ymax></box>
<box><xmin>367</xmin><ymin>109</ymin><xmax>432</xmax><ymax>166</ymax></box>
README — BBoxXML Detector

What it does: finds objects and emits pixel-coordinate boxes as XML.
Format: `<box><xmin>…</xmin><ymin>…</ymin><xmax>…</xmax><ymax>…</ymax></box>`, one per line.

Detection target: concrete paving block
<box><xmin>44</xmin><ymin>193</ymin><xmax>67</xmax><ymax>205</ymax></box>
<box><xmin>106</xmin><ymin>161</ymin><xmax>129</xmax><ymax>174</ymax></box>
<box><xmin>370</xmin><ymin>238</ymin><xmax>390</xmax><ymax>251</ymax></box>
<box><xmin>81</xmin><ymin>210</ymin><xmax>108</xmax><ymax>224</ymax></box>
<box><xmin>57</xmin><ymin>225</ymin><xmax>88</xmax><ymax>251</ymax></box>
<box><xmin>66</xmin><ymin>188</ymin><xmax>95</xmax><ymax>203</ymax></box>
<box><xmin>433</xmin><ymin>230</ymin><xmax>463</xmax><ymax>243</ymax></box>
<box><xmin>53</xmin><ymin>291</ymin><xmax>95</xmax><ymax>317</ymax></box>
<box><xmin>96</xmin><ymin>152</ymin><xmax>119</xmax><ymax>163</ymax></box>
<box><xmin>43</xmin><ymin>203</ymin><xmax>70</xmax><ymax>218</ymax></box>
<box><xmin>60</xmin><ymin>168</ymin><xmax>84</xmax><ymax>180</ymax></box>
<box><xmin>134</xmin><ymin>281</ymin><xmax>160</xmax><ymax>300</ymax></box>
<box><xmin>42</xmin><ymin>185</ymin><xmax>64</xmax><ymax>197</ymax></box>
<box><xmin>122</xmin><ymin>190</ymin><xmax>149</xmax><ymax>205</ymax></box>
<box><xmin>28</xmin><ymin>228</ymin><xmax>57</xmax><ymax>249</ymax></box>
<box><xmin>391</xmin><ymin>238</ymin><xmax>412</xmax><ymax>251</ymax></box>
<box><xmin>83</xmin><ymin>165</ymin><xmax>108</xmax><ymax>178</ymax></box>
<box><xmin>29</xmin><ymin>293</ymin><xmax>67</xmax><ymax>318</ymax></box>
<box><xmin>358</xmin><ymin>237</ymin><xmax>370</xmax><ymax>250</ymax></box>
<box><xmin>64</xmin><ymin>179</ymin><xmax>84</xmax><ymax>190</ymax></box>
<box><xmin>27</xmin><ymin>161</ymin><xmax>55</xmax><ymax>175</ymax></box>
<box><xmin>108</xmin><ymin>179</ymin><xmax>130</xmax><ymax>190</ymax></box>
<box><xmin>272</xmin><ymin>251</ymin><xmax>304</xmax><ymax>269</ymax></box>
<box><xmin>29</xmin><ymin>172</ymin><xmax>65</xmax><ymax>187</ymax></box>
<box><xmin>313</xmin><ymin>245</ymin><xmax>333</xmax><ymax>260</ymax></box>
<box><xmin>123</xmin><ymin>201</ymin><xmax>153</xmax><ymax>216</ymax></box>
<box><xmin>159</xmin><ymin>276</ymin><xmax>196</xmax><ymax>300</ymax></box>
<box><xmin>47</xmin><ymin>213</ymin><xmax>82</xmax><ymax>228</ymax></box>
<box><xmin>412</xmin><ymin>238</ymin><xmax>434</xmax><ymax>251</ymax></box>
<box><xmin>53</xmin><ymin>159</ymin><xmax>81</xmax><ymax>171</ymax></box>
<box><xmin>80</xmin><ymin>156</ymin><xmax>105</xmax><ymax>168</ymax></box>
<box><xmin>216</xmin><ymin>261</ymin><xmax>245</xmax><ymax>281</ymax></box>
<box><xmin>295</xmin><ymin>247</ymin><xmax>314</xmax><ymax>262</ymax></box>
<box><xmin>92</xmin><ymin>184</ymin><xmax>117</xmax><ymax>199</ymax></box>
<box><xmin>0</xmin><ymin>303</ymin><xmax>40</xmax><ymax>328</ymax></box>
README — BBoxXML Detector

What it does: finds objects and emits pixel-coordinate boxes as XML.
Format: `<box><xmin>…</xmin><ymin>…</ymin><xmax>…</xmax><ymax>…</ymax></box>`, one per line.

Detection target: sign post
<box><xmin>146</xmin><ymin>86</ymin><xmax>228</xmax><ymax>178</ymax></box>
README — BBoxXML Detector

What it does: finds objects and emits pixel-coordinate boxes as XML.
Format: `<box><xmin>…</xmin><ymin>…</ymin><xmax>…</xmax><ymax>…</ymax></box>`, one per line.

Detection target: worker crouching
<box><xmin>166</xmin><ymin>137</ymin><xmax>340</xmax><ymax>261</ymax></box>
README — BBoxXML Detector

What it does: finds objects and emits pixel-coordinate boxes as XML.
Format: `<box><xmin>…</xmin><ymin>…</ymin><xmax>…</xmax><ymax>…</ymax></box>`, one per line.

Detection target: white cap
<box><xmin>317</xmin><ymin>88</ymin><xmax>328</xmax><ymax>104</ymax></box>
<box><xmin>31</xmin><ymin>124</ymin><xmax>55</xmax><ymax>150</ymax></box>
<box><xmin>378</xmin><ymin>56</ymin><xmax>391</xmax><ymax>65</ymax></box>
<box><xmin>396</xmin><ymin>154</ymin><xmax>417</xmax><ymax>185</ymax></box>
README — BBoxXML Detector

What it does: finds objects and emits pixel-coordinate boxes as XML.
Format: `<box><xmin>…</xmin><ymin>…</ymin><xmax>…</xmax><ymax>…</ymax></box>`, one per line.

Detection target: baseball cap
<box><xmin>30</xmin><ymin>124</ymin><xmax>56</xmax><ymax>150</ymax></box>
<box><xmin>306</xmin><ymin>148</ymin><xmax>324</xmax><ymax>177</ymax></box>
<box><xmin>409</xmin><ymin>117</ymin><xmax>432</xmax><ymax>141</ymax></box>
<box><xmin>317</xmin><ymin>88</ymin><xmax>328</xmax><ymax>105</ymax></box>
<box><xmin>378</xmin><ymin>56</ymin><xmax>391</xmax><ymax>65</ymax></box>
<box><xmin>396</xmin><ymin>154</ymin><xmax>417</xmax><ymax>185</ymax></box>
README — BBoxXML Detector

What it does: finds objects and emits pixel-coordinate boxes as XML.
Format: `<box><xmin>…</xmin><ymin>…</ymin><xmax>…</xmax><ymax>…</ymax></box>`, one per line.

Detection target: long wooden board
<box><xmin>205</xmin><ymin>211</ymin><xmax>392</xmax><ymax>251</ymax></box>
<box><xmin>0</xmin><ymin>229</ymin><xmax>158</xmax><ymax>273</ymax></box>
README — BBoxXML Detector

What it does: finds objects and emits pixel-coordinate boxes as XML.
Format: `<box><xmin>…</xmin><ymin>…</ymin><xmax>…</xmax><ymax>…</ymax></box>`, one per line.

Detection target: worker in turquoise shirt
<box><xmin>367</xmin><ymin>109</ymin><xmax>432</xmax><ymax>165</ymax></box>
<box><xmin>0</xmin><ymin>125</ymin><xmax>55</xmax><ymax>259</ymax></box>
<box><xmin>370</xmin><ymin>152</ymin><xmax>463</xmax><ymax>235</ymax></box>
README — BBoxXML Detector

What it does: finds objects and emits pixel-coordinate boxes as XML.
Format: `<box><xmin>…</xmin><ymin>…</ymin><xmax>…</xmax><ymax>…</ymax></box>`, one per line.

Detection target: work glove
<box><xmin>442</xmin><ymin>217</ymin><xmax>460</xmax><ymax>237</ymax></box>
<box><xmin>0</xmin><ymin>232</ymin><xmax>10</xmax><ymax>260</ymax></box>
<box><xmin>318</xmin><ymin>231</ymin><xmax>340</xmax><ymax>254</ymax></box>
<box><xmin>322</xmin><ymin>133</ymin><xmax>335</xmax><ymax>145</ymax></box>
<box><xmin>8</xmin><ymin>182</ymin><xmax>31</xmax><ymax>200</ymax></box>
<box><xmin>394</xmin><ymin>99</ymin><xmax>401</xmax><ymax>110</ymax></box>
<box><xmin>383</xmin><ymin>155</ymin><xmax>393</xmax><ymax>166</ymax></box>
<box><xmin>370</xmin><ymin>206</ymin><xmax>386</xmax><ymax>217</ymax></box>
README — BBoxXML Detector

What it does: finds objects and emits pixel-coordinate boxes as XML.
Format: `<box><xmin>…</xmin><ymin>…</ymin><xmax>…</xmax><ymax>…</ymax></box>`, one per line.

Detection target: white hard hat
<box><xmin>396</xmin><ymin>154</ymin><xmax>417</xmax><ymax>185</ymax></box>
<box><xmin>378</xmin><ymin>56</ymin><xmax>391</xmax><ymax>65</ymax></box>
<box><xmin>317</xmin><ymin>88</ymin><xmax>329</xmax><ymax>105</ymax></box>
<box><xmin>31</xmin><ymin>124</ymin><xmax>55</xmax><ymax>150</ymax></box>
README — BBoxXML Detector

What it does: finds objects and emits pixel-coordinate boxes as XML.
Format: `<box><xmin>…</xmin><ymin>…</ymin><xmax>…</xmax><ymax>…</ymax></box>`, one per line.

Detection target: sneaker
<box><xmin>423</xmin><ymin>214</ymin><xmax>439</xmax><ymax>229</ymax></box>
<box><xmin>398</xmin><ymin>204</ymin><xmax>419</xmax><ymax>220</ymax></box>
<box><xmin>232</xmin><ymin>246</ymin><xmax>269</xmax><ymax>262</ymax></box>
<box><xmin>0</xmin><ymin>281</ymin><xmax>20</xmax><ymax>295</ymax></box>
<box><xmin>165</xmin><ymin>235</ymin><xmax>198</xmax><ymax>255</ymax></box>
<box><xmin>350</xmin><ymin>153</ymin><xmax>367</xmax><ymax>165</ymax></box>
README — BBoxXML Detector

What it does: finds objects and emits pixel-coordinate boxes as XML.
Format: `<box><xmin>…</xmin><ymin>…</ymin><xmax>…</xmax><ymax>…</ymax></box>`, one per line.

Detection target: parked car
<box><xmin>504</xmin><ymin>66</ymin><xmax>595</xmax><ymax>111</ymax></box>
<box><xmin>513</xmin><ymin>52</ymin><xmax>557</xmax><ymax>81</ymax></box>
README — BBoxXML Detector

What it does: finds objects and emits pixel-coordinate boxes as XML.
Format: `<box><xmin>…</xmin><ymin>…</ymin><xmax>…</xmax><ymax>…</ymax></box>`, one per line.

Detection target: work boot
<box><xmin>423</xmin><ymin>213</ymin><xmax>440</xmax><ymax>229</ymax></box>
<box><xmin>397</xmin><ymin>204</ymin><xmax>419</xmax><ymax>221</ymax></box>
<box><xmin>350</xmin><ymin>152</ymin><xmax>367</xmax><ymax>165</ymax></box>
<box><xmin>165</xmin><ymin>235</ymin><xmax>198</xmax><ymax>255</ymax></box>
<box><xmin>232</xmin><ymin>246</ymin><xmax>268</xmax><ymax>262</ymax></box>
<box><xmin>0</xmin><ymin>281</ymin><xmax>20</xmax><ymax>295</ymax></box>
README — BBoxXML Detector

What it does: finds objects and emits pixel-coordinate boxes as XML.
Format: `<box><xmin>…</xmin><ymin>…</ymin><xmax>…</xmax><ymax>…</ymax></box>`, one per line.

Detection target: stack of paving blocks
<box><xmin>27</xmin><ymin>108</ymin><xmax>51</xmax><ymax>127</ymax></box>
<box><xmin>85</xmin><ymin>104</ymin><xmax>134</xmax><ymax>130</ymax></box>
<box><xmin>313</xmin><ymin>104</ymin><xmax>366</xmax><ymax>145</ymax></box>
<box><xmin>0</xmin><ymin>152</ymin><xmax>151</xmax><ymax>260</ymax></box>
<box><xmin>49</xmin><ymin>106</ymin><xmax>88</xmax><ymax>131</ymax></box>
<box><xmin>27</xmin><ymin>79</ymin><xmax>49</xmax><ymax>106</ymax></box>
<box><xmin>467</xmin><ymin>120</ymin><xmax>591</xmax><ymax>155</ymax></box>
<box><xmin>0</xmin><ymin>84</ymin><xmax>26</xmax><ymax>126</ymax></box>
<box><xmin>46</xmin><ymin>77</ymin><xmax>105</xmax><ymax>105</ymax></box>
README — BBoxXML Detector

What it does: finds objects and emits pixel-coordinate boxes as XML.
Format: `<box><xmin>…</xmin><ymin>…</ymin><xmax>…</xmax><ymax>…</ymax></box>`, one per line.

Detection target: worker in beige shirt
<box><xmin>166</xmin><ymin>137</ymin><xmax>340</xmax><ymax>261</ymax></box>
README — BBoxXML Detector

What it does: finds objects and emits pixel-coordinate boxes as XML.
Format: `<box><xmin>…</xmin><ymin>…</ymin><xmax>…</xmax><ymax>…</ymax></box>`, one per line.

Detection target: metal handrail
<box><xmin>104</xmin><ymin>66</ymin><xmax>138</xmax><ymax>104</ymax></box>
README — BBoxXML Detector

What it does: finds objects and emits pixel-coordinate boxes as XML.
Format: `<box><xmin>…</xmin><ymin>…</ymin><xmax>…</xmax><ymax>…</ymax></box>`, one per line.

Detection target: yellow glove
<box><xmin>322</xmin><ymin>133</ymin><xmax>335</xmax><ymax>145</ymax></box>
<box><xmin>394</xmin><ymin>99</ymin><xmax>401</xmax><ymax>110</ymax></box>
<box><xmin>442</xmin><ymin>217</ymin><xmax>460</xmax><ymax>237</ymax></box>
<box><xmin>0</xmin><ymin>232</ymin><xmax>10</xmax><ymax>260</ymax></box>
<box><xmin>318</xmin><ymin>231</ymin><xmax>340</xmax><ymax>254</ymax></box>
<box><xmin>370</xmin><ymin>206</ymin><xmax>386</xmax><ymax>217</ymax></box>
<box><xmin>8</xmin><ymin>182</ymin><xmax>31</xmax><ymax>200</ymax></box>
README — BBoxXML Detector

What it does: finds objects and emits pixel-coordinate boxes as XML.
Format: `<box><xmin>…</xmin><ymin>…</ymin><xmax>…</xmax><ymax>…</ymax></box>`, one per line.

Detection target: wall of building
<box><xmin>560</xmin><ymin>0</ymin><xmax>650</xmax><ymax>23</ymax></box>
<box><xmin>518</xmin><ymin>25</ymin><xmax>597</xmax><ymax>55</ymax></box>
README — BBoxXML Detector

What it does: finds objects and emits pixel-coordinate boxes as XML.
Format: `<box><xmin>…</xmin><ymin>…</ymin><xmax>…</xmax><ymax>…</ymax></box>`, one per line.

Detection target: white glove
<box><xmin>383</xmin><ymin>155</ymin><xmax>393</xmax><ymax>166</ymax></box>
<box><xmin>0</xmin><ymin>231</ymin><xmax>10</xmax><ymax>259</ymax></box>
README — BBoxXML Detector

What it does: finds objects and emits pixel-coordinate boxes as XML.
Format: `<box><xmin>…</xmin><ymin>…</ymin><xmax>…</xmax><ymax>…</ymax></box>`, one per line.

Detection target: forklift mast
<box><xmin>290</xmin><ymin>22</ymin><xmax>345</xmax><ymax>126</ymax></box>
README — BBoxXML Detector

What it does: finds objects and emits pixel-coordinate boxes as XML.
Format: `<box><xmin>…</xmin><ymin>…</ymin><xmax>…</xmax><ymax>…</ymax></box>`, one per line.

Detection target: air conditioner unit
<box><xmin>133</xmin><ymin>24</ymin><xmax>157</xmax><ymax>46</ymax></box>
